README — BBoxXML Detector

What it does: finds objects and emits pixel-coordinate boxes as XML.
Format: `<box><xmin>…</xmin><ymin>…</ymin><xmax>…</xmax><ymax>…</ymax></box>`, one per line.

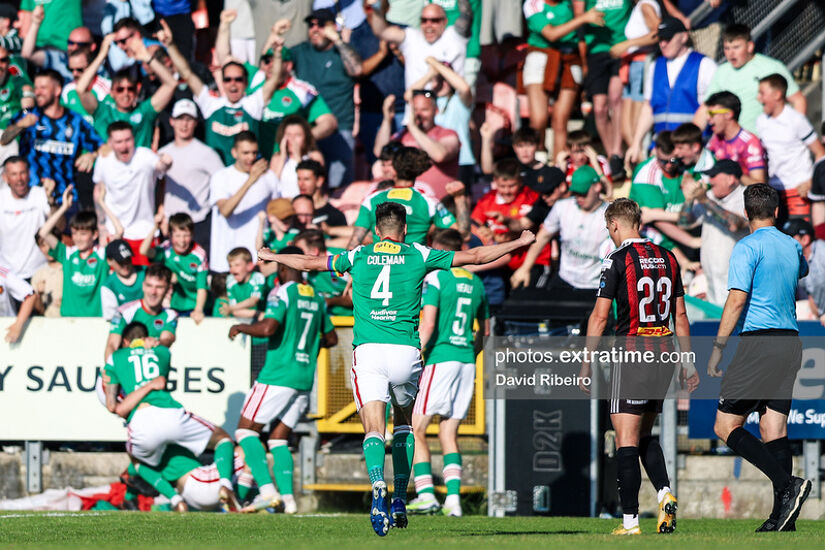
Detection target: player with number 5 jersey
<box><xmin>258</xmin><ymin>202</ymin><xmax>535</xmax><ymax>537</ymax></box>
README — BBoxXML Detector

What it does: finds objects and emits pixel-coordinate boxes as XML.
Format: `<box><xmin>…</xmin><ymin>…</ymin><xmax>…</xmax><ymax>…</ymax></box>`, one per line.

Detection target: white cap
<box><xmin>171</xmin><ymin>99</ymin><xmax>198</xmax><ymax>119</ymax></box>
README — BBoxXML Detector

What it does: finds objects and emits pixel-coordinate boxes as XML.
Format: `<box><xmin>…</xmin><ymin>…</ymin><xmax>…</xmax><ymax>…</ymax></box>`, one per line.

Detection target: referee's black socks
<box><xmin>639</xmin><ymin>436</ymin><xmax>670</xmax><ymax>492</ymax></box>
<box><xmin>726</xmin><ymin>428</ymin><xmax>792</xmax><ymax>491</ymax></box>
<box><xmin>616</xmin><ymin>446</ymin><xmax>642</xmax><ymax>516</ymax></box>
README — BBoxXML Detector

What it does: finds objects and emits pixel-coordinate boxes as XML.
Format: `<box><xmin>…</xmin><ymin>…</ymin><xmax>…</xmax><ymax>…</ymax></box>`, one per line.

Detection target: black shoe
<box><xmin>785</xmin><ymin>520</ymin><xmax>796</xmax><ymax>532</ymax></box>
<box><xmin>609</xmin><ymin>155</ymin><xmax>626</xmax><ymax>181</ymax></box>
<box><xmin>755</xmin><ymin>518</ymin><xmax>778</xmax><ymax>532</ymax></box>
<box><xmin>776</xmin><ymin>477</ymin><xmax>811</xmax><ymax>531</ymax></box>
<box><xmin>120</xmin><ymin>498</ymin><xmax>139</xmax><ymax>511</ymax></box>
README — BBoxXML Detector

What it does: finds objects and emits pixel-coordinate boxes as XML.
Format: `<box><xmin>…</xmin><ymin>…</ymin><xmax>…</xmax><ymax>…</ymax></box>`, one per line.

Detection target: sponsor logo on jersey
<box><xmin>210</xmin><ymin>120</ymin><xmax>249</xmax><ymax>137</ymax></box>
<box><xmin>372</xmin><ymin>241</ymin><xmax>401</xmax><ymax>254</ymax></box>
<box><xmin>297</xmin><ymin>283</ymin><xmax>315</xmax><ymax>297</ymax></box>
<box><xmin>153</xmin><ymin>318</ymin><xmax>164</xmax><ymax>330</ymax></box>
<box><xmin>451</xmin><ymin>267</ymin><xmax>472</xmax><ymax>279</ymax></box>
<box><xmin>639</xmin><ymin>257</ymin><xmax>666</xmax><ymax>270</ymax></box>
<box><xmin>387</xmin><ymin>188</ymin><xmax>413</xmax><ymax>201</ymax></box>
<box><xmin>71</xmin><ymin>271</ymin><xmax>97</xmax><ymax>287</ymax></box>
<box><xmin>34</xmin><ymin>139</ymin><xmax>75</xmax><ymax>156</ymax></box>
<box><xmin>636</xmin><ymin>326</ymin><xmax>673</xmax><ymax>337</ymax></box>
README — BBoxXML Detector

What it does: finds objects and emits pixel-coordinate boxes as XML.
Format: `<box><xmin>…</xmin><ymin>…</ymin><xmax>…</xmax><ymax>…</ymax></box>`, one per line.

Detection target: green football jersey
<box><xmin>158</xmin><ymin>444</ymin><xmax>202</xmax><ymax>483</ymax></box>
<box><xmin>354</xmin><ymin>186</ymin><xmax>455</xmax><ymax>244</ymax></box>
<box><xmin>330</xmin><ymin>240</ymin><xmax>455</xmax><ymax>347</ymax></box>
<box><xmin>61</xmin><ymin>77</ymin><xmax>110</xmax><ymax>125</ymax></box>
<box><xmin>308</xmin><ymin>267</ymin><xmax>352</xmax><ymax>317</ymax></box>
<box><xmin>525</xmin><ymin>0</ymin><xmax>578</xmax><ymax>50</ymax></box>
<box><xmin>0</xmin><ymin>74</ymin><xmax>28</xmax><ymax>130</ymax></box>
<box><xmin>152</xmin><ymin>242</ymin><xmax>209</xmax><ymax>312</ymax></box>
<box><xmin>263</xmin><ymin>226</ymin><xmax>300</xmax><ymax>251</ymax></box>
<box><xmin>102</xmin><ymin>267</ymin><xmax>145</xmax><ymax>307</ymax></box>
<box><xmin>227</xmin><ymin>271</ymin><xmax>266</xmax><ymax>309</ymax></box>
<box><xmin>258</xmin><ymin>281</ymin><xmax>334</xmax><ymax>390</ymax></box>
<box><xmin>104</xmin><ymin>345</ymin><xmax>181</xmax><ymax>422</ymax></box>
<box><xmin>92</xmin><ymin>96</ymin><xmax>158</xmax><ymax>148</ymax></box>
<box><xmin>49</xmin><ymin>241</ymin><xmax>108</xmax><ymax>317</ymax></box>
<box><xmin>422</xmin><ymin>267</ymin><xmax>489</xmax><ymax>364</ymax></box>
<box><xmin>110</xmin><ymin>300</ymin><xmax>179</xmax><ymax>337</ymax></box>
<box><xmin>204</xmin><ymin>103</ymin><xmax>261</xmax><ymax>166</ymax></box>
<box><xmin>584</xmin><ymin>0</ymin><xmax>632</xmax><ymax>53</ymax></box>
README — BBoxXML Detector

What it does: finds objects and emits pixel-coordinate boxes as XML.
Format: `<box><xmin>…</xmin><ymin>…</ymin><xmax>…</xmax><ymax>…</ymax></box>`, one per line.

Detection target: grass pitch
<box><xmin>0</xmin><ymin>512</ymin><xmax>823</xmax><ymax>550</ymax></box>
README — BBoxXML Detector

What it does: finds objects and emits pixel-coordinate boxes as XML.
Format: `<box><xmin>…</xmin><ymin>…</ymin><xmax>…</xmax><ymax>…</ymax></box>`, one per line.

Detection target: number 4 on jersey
<box><xmin>371</xmin><ymin>265</ymin><xmax>393</xmax><ymax>306</ymax></box>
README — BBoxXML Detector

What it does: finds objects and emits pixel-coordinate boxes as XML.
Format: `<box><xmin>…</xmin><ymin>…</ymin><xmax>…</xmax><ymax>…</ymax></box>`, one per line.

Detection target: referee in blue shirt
<box><xmin>708</xmin><ymin>184</ymin><xmax>810</xmax><ymax>532</ymax></box>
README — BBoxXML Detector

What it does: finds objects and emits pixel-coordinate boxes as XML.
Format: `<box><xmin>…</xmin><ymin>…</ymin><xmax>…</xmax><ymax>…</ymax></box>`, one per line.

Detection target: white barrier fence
<box><xmin>0</xmin><ymin>318</ymin><xmax>251</xmax><ymax>441</ymax></box>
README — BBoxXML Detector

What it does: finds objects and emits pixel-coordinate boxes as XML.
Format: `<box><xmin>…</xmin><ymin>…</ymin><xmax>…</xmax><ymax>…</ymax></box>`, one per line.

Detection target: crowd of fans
<box><xmin>1</xmin><ymin>0</ymin><xmax>825</xmax><ymax>342</ymax></box>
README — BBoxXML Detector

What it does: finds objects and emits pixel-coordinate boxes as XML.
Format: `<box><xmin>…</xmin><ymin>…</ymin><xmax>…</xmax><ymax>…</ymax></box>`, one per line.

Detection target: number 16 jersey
<box><xmin>597</xmin><ymin>238</ymin><xmax>684</xmax><ymax>336</ymax></box>
<box><xmin>104</xmin><ymin>346</ymin><xmax>181</xmax><ymax>422</ymax></box>
<box><xmin>329</xmin><ymin>239</ymin><xmax>454</xmax><ymax>348</ymax></box>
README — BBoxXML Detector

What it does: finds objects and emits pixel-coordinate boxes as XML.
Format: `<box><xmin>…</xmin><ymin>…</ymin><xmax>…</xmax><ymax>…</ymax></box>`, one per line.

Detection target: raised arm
<box><xmin>256</xmin><ymin>250</ymin><xmax>330</xmax><ymax>271</ymax></box>
<box><xmin>38</xmin><ymin>186</ymin><xmax>73</xmax><ymax>249</ymax></box>
<box><xmin>130</xmin><ymin>39</ymin><xmax>179</xmax><ymax>113</ymax></box>
<box><xmin>453</xmin><ymin>230</ymin><xmax>536</xmax><ymax>266</ymax></box>
<box><xmin>93</xmin><ymin>184</ymin><xmax>124</xmax><ymax>240</ymax></box>
<box><xmin>363</xmin><ymin>1</ymin><xmax>406</xmax><ymax>43</ymax></box>
<box><xmin>157</xmin><ymin>19</ymin><xmax>204</xmax><ymax>96</ymax></box>
<box><xmin>453</xmin><ymin>0</ymin><xmax>474</xmax><ymax>38</ymax></box>
<box><xmin>372</xmin><ymin>94</ymin><xmax>395</xmax><ymax>159</ymax></box>
<box><xmin>77</xmin><ymin>35</ymin><xmax>114</xmax><ymax>114</ymax></box>
<box><xmin>426</xmin><ymin>56</ymin><xmax>472</xmax><ymax>107</ymax></box>
<box><xmin>215</xmin><ymin>9</ymin><xmax>236</xmax><ymax>66</ymax></box>
<box><xmin>20</xmin><ymin>5</ymin><xmax>46</xmax><ymax>67</ymax></box>
<box><xmin>322</xmin><ymin>24</ymin><xmax>363</xmax><ymax>78</ymax></box>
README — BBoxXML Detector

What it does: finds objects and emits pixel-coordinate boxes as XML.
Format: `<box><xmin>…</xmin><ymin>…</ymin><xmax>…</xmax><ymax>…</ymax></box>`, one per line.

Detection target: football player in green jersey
<box><xmin>229</xmin><ymin>246</ymin><xmax>337</xmax><ymax>513</ymax></box>
<box><xmin>104</xmin><ymin>264</ymin><xmax>178</xmax><ymax>359</ymax></box>
<box><xmin>347</xmin><ymin>147</ymin><xmax>469</xmax><ymax>248</ymax></box>
<box><xmin>259</xmin><ymin>202</ymin><xmax>534</xmax><ymax>535</ymax></box>
<box><xmin>408</xmin><ymin>229</ymin><xmax>490</xmax><ymax>517</ymax></box>
<box><xmin>104</xmin><ymin>321</ymin><xmax>241</xmax><ymax>512</ymax></box>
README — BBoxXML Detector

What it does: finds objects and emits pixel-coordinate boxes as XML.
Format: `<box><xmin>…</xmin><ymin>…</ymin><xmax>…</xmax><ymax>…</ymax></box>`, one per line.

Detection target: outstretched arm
<box><xmin>363</xmin><ymin>1</ymin><xmax>406</xmax><ymax>43</ymax></box>
<box><xmin>20</xmin><ymin>5</ymin><xmax>46</xmax><ymax>67</ymax></box>
<box><xmin>452</xmin><ymin>230</ymin><xmax>535</xmax><ymax>266</ymax></box>
<box><xmin>77</xmin><ymin>34</ymin><xmax>114</xmax><ymax>114</ymax></box>
<box><xmin>215</xmin><ymin>9</ymin><xmax>236</xmax><ymax>66</ymax></box>
<box><xmin>257</xmin><ymin>250</ymin><xmax>330</xmax><ymax>271</ymax></box>
<box><xmin>158</xmin><ymin>19</ymin><xmax>204</xmax><ymax>96</ymax></box>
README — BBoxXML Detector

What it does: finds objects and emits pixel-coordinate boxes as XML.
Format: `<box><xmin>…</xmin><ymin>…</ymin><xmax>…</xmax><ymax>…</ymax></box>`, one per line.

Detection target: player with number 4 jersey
<box><xmin>259</xmin><ymin>202</ymin><xmax>535</xmax><ymax>537</ymax></box>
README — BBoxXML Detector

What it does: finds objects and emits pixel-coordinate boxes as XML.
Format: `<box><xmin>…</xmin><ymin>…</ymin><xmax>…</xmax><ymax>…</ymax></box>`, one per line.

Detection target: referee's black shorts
<box><xmin>717</xmin><ymin>329</ymin><xmax>802</xmax><ymax>417</ymax></box>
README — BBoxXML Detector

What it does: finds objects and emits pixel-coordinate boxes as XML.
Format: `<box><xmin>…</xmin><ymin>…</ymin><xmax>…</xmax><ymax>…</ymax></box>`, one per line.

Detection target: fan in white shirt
<box><xmin>0</xmin><ymin>157</ymin><xmax>50</xmax><ymax>280</ymax></box>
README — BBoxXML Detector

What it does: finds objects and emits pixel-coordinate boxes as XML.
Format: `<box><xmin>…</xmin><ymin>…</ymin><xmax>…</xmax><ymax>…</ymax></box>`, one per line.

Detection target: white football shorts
<box><xmin>239</xmin><ymin>383</ymin><xmax>309</xmax><ymax>428</ymax></box>
<box><xmin>127</xmin><ymin>406</ymin><xmax>214</xmax><ymax>467</ymax></box>
<box><xmin>351</xmin><ymin>343</ymin><xmax>423</xmax><ymax>410</ymax></box>
<box><xmin>413</xmin><ymin>361</ymin><xmax>476</xmax><ymax>419</ymax></box>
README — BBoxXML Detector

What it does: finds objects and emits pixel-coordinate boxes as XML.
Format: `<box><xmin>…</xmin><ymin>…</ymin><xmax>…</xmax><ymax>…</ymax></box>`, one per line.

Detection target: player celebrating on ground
<box><xmin>103</xmin><ymin>321</ymin><xmax>241</xmax><ymax>512</ymax></box>
<box><xmin>258</xmin><ymin>202</ymin><xmax>534</xmax><ymax>536</ymax></box>
<box><xmin>408</xmin><ymin>229</ymin><xmax>489</xmax><ymax>517</ymax></box>
<box><xmin>581</xmin><ymin>198</ymin><xmax>698</xmax><ymax>535</ymax></box>
<box><xmin>228</xmin><ymin>245</ymin><xmax>337</xmax><ymax>514</ymax></box>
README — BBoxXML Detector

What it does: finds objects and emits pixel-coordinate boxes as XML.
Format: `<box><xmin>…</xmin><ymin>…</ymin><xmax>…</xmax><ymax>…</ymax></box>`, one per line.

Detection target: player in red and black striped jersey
<box><xmin>581</xmin><ymin>198</ymin><xmax>698</xmax><ymax>536</ymax></box>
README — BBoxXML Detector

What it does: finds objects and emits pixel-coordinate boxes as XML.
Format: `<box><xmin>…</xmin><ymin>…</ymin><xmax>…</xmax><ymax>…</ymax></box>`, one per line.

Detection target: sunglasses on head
<box><xmin>420</xmin><ymin>16</ymin><xmax>444</xmax><ymax>24</ymax></box>
<box><xmin>223</xmin><ymin>76</ymin><xmax>245</xmax><ymax>83</ymax></box>
<box><xmin>412</xmin><ymin>89</ymin><xmax>435</xmax><ymax>98</ymax></box>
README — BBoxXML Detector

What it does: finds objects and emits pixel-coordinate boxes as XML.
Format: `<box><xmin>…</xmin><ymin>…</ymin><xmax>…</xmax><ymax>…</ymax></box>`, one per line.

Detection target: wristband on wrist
<box><xmin>712</xmin><ymin>339</ymin><xmax>726</xmax><ymax>350</ymax></box>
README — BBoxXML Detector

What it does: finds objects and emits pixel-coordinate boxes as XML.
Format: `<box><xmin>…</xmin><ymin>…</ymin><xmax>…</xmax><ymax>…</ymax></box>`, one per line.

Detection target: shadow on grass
<box><xmin>457</xmin><ymin>530</ymin><xmax>588</xmax><ymax>536</ymax></box>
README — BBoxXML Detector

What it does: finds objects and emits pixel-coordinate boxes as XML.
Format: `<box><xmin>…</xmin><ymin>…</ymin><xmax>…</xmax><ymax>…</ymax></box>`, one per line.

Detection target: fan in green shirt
<box><xmin>74</xmin><ymin>33</ymin><xmax>179</xmax><ymax>148</ymax></box>
<box><xmin>101</xmin><ymin>238</ymin><xmax>146</xmax><ymax>321</ymax></box>
<box><xmin>20</xmin><ymin>0</ymin><xmax>82</xmax><ymax>51</ymax></box>
<box><xmin>38</xmin><ymin>187</ymin><xmax>108</xmax><ymax>317</ymax></box>
<box><xmin>580</xmin><ymin>0</ymin><xmax>632</xmax><ymax>53</ymax></box>
<box><xmin>0</xmin><ymin>53</ymin><xmax>33</xmax><ymax>130</ymax></box>
<box><xmin>141</xmin><ymin>213</ymin><xmax>209</xmax><ymax>320</ymax></box>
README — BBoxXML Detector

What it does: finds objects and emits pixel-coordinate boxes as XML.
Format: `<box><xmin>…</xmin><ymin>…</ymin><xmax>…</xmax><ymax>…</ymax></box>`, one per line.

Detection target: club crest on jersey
<box><xmin>64</xmin><ymin>126</ymin><xmax>72</xmax><ymax>139</ymax></box>
<box><xmin>87</xmin><ymin>256</ymin><xmax>97</xmax><ymax>267</ymax></box>
<box><xmin>153</xmin><ymin>319</ymin><xmax>164</xmax><ymax>330</ymax></box>
<box><xmin>373</xmin><ymin>241</ymin><xmax>401</xmax><ymax>254</ymax></box>
<box><xmin>0</xmin><ymin>88</ymin><xmax>10</xmax><ymax>101</ymax></box>
<box><xmin>189</xmin><ymin>262</ymin><xmax>198</xmax><ymax>270</ymax></box>
<box><xmin>297</xmin><ymin>283</ymin><xmax>315</xmax><ymax>297</ymax></box>
<box><xmin>129</xmin><ymin>112</ymin><xmax>143</xmax><ymax>124</ymax></box>
<box><xmin>387</xmin><ymin>188</ymin><xmax>413</xmax><ymax>201</ymax></box>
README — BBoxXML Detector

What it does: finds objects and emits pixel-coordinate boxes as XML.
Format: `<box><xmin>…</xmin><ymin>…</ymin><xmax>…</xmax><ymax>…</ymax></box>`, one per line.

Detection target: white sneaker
<box><xmin>283</xmin><ymin>495</ymin><xmax>298</xmax><ymax>514</ymax></box>
<box><xmin>407</xmin><ymin>495</ymin><xmax>441</xmax><ymax>514</ymax></box>
<box><xmin>442</xmin><ymin>503</ymin><xmax>462</xmax><ymax>517</ymax></box>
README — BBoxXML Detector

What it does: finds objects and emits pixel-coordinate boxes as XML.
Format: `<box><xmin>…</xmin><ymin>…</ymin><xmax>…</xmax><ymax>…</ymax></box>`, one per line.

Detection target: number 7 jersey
<box><xmin>597</xmin><ymin>238</ymin><xmax>684</xmax><ymax>336</ymax></box>
<box><xmin>329</xmin><ymin>239</ymin><xmax>455</xmax><ymax>348</ymax></box>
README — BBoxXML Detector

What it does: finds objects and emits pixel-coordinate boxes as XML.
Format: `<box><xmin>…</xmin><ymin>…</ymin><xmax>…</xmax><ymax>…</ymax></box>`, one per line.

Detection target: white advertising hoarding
<box><xmin>0</xmin><ymin>317</ymin><xmax>251</xmax><ymax>441</ymax></box>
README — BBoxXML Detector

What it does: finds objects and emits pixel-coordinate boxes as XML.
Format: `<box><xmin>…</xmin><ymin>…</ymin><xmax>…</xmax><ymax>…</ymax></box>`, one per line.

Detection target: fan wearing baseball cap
<box><xmin>782</xmin><ymin>218</ymin><xmax>825</xmax><ymax>325</ymax></box>
<box><xmin>678</xmin><ymin>159</ymin><xmax>749</xmax><ymax>306</ymax></box>
<box><xmin>158</xmin><ymin>99</ymin><xmax>224</xmax><ymax>257</ymax></box>
<box><xmin>101</xmin><ymin>238</ymin><xmax>146</xmax><ymax>321</ymax></box>
<box><xmin>627</xmin><ymin>16</ymin><xmax>717</xmax><ymax>165</ymax></box>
